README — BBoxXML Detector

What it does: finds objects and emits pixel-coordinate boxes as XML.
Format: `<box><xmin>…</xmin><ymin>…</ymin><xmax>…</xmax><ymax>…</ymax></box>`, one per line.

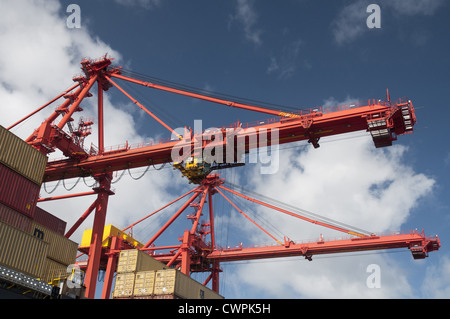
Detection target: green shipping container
<box><xmin>0</xmin><ymin>125</ymin><xmax>48</xmax><ymax>185</ymax></box>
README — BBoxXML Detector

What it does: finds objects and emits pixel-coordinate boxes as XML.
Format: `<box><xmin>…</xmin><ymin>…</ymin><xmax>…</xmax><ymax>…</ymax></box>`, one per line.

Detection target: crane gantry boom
<box><xmin>8</xmin><ymin>56</ymin><xmax>437</xmax><ymax>300</ymax></box>
<box><xmin>41</xmin><ymin>78</ymin><xmax>415</xmax><ymax>183</ymax></box>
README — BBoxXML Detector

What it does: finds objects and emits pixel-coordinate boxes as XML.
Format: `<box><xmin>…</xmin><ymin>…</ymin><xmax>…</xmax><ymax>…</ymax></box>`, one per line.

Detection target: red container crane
<box><xmin>7</xmin><ymin>56</ymin><xmax>439</xmax><ymax>299</ymax></box>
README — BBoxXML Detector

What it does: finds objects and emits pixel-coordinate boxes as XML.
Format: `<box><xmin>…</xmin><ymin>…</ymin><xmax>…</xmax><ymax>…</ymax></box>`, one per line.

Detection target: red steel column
<box><xmin>97</xmin><ymin>77</ymin><xmax>104</xmax><ymax>155</ymax></box>
<box><xmin>180</xmin><ymin>230</ymin><xmax>191</xmax><ymax>275</ymax></box>
<box><xmin>84</xmin><ymin>173</ymin><xmax>113</xmax><ymax>299</ymax></box>
<box><xmin>101</xmin><ymin>236</ymin><xmax>120</xmax><ymax>299</ymax></box>
<box><xmin>211</xmin><ymin>262</ymin><xmax>220</xmax><ymax>293</ymax></box>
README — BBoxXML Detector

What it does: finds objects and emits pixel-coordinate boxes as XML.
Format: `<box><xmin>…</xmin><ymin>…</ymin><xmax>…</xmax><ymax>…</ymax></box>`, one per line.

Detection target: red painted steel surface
<box><xmin>0</xmin><ymin>164</ymin><xmax>39</xmax><ymax>218</ymax></box>
<box><xmin>33</xmin><ymin>206</ymin><xmax>66</xmax><ymax>235</ymax></box>
<box><xmin>0</xmin><ymin>202</ymin><xmax>32</xmax><ymax>233</ymax></box>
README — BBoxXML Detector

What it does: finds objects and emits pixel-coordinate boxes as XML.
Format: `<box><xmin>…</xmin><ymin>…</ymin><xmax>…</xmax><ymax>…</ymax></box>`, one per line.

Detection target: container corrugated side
<box><xmin>0</xmin><ymin>164</ymin><xmax>40</xmax><ymax>218</ymax></box>
<box><xmin>29</xmin><ymin>221</ymin><xmax>78</xmax><ymax>265</ymax></box>
<box><xmin>117</xmin><ymin>249</ymin><xmax>167</xmax><ymax>273</ymax></box>
<box><xmin>0</xmin><ymin>202</ymin><xmax>32</xmax><ymax>233</ymax></box>
<box><xmin>0</xmin><ymin>221</ymin><xmax>48</xmax><ymax>278</ymax></box>
<box><xmin>0</xmin><ymin>125</ymin><xmax>48</xmax><ymax>185</ymax></box>
<box><xmin>133</xmin><ymin>270</ymin><xmax>156</xmax><ymax>296</ymax></box>
<box><xmin>112</xmin><ymin>272</ymin><xmax>135</xmax><ymax>298</ymax></box>
<box><xmin>134</xmin><ymin>294</ymin><xmax>181</xmax><ymax>299</ymax></box>
<box><xmin>153</xmin><ymin>269</ymin><xmax>223</xmax><ymax>299</ymax></box>
<box><xmin>33</xmin><ymin>206</ymin><xmax>66</xmax><ymax>235</ymax></box>
<box><xmin>153</xmin><ymin>268</ymin><xmax>177</xmax><ymax>296</ymax></box>
<box><xmin>40</xmin><ymin>258</ymin><xmax>70</xmax><ymax>284</ymax></box>
<box><xmin>175</xmin><ymin>271</ymin><xmax>223</xmax><ymax>299</ymax></box>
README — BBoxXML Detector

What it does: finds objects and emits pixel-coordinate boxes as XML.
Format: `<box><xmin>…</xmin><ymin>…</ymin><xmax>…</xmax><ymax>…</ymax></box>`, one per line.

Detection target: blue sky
<box><xmin>1</xmin><ymin>0</ymin><xmax>449</xmax><ymax>299</ymax></box>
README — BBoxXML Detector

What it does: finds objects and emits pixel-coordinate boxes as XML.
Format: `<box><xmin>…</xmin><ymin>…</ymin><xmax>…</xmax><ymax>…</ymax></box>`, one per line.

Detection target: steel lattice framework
<box><xmin>8</xmin><ymin>56</ymin><xmax>440</xmax><ymax>299</ymax></box>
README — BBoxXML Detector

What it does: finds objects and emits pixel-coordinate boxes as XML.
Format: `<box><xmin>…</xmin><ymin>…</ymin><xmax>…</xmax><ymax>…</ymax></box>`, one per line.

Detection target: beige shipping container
<box><xmin>133</xmin><ymin>270</ymin><xmax>156</xmax><ymax>296</ymax></box>
<box><xmin>40</xmin><ymin>258</ymin><xmax>70</xmax><ymax>284</ymax></box>
<box><xmin>29</xmin><ymin>221</ymin><xmax>78</xmax><ymax>265</ymax></box>
<box><xmin>112</xmin><ymin>272</ymin><xmax>135</xmax><ymax>298</ymax></box>
<box><xmin>0</xmin><ymin>221</ymin><xmax>48</xmax><ymax>278</ymax></box>
<box><xmin>153</xmin><ymin>269</ymin><xmax>223</xmax><ymax>299</ymax></box>
<box><xmin>117</xmin><ymin>249</ymin><xmax>167</xmax><ymax>273</ymax></box>
<box><xmin>0</xmin><ymin>125</ymin><xmax>48</xmax><ymax>186</ymax></box>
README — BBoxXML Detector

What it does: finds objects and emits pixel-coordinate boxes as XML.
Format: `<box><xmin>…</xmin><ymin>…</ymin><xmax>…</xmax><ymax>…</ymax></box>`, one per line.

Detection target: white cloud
<box><xmin>267</xmin><ymin>39</ymin><xmax>303</xmax><ymax>80</ymax></box>
<box><xmin>229</xmin><ymin>0</ymin><xmax>262</xmax><ymax>46</ymax></box>
<box><xmin>331</xmin><ymin>0</ymin><xmax>370</xmax><ymax>46</ymax></box>
<box><xmin>421</xmin><ymin>256</ymin><xmax>450</xmax><ymax>298</ymax></box>
<box><xmin>230</xmin><ymin>254</ymin><xmax>415</xmax><ymax>298</ymax></box>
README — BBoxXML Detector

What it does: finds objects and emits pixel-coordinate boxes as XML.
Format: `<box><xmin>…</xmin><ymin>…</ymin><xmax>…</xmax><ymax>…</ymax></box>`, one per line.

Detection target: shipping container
<box><xmin>40</xmin><ymin>258</ymin><xmax>71</xmax><ymax>284</ymax></box>
<box><xmin>134</xmin><ymin>294</ymin><xmax>182</xmax><ymax>299</ymax></box>
<box><xmin>133</xmin><ymin>270</ymin><xmax>156</xmax><ymax>296</ymax></box>
<box><xmin>0</xmin><ymin>125</ymin><xmax>48</xmax><ymax>186</ymax></box>
<box><xmin>153</xmin><ymin>269</ymin><xmax>223</xmax><ymax>299</ymax></box>
<box><xmin>0</xmin><ymin>164</ymin><xmax>40</xmax><ymax>218</ymax></box>
<box><xmin>0</xmin><ymin>201</ymin><xmax>32</xmax><ymax>233</ymax></box>
<box><xmin>0</xmin><ymin>221</ymin><xmax>49</xmax><ymax>278</ymax></box>
<box><xmin>116</xmin><ymin>249</ymin><xmax>167</xmax><ymax>273</ymax></box>
<box><xmin>112</xmin><ymin>272</ymin><xmax>135</xmax><ymax>298</ymax></box>
<box><xmin>29</xmin><ymin>221</ymin><xmax>78</xmax><ymax>265</ymax></box>
<box><xmin>80</xmin><ymin>225</ymin><xmax>143</xmax><ymax>250</ymax></box>
<box><xmin>33</xmin><ymin>206</ymin><xmax>66</xmax><ymax>235</ymax></box>
<box><xmin>115</xmin><ymin>268</ymin><xmax>224</xmax><ymax>300</ymax></box>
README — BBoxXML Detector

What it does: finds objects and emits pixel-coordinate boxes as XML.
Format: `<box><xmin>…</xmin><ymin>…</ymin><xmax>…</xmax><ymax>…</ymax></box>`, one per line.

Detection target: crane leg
<box><xmin>101</xmin><ymin>236</ymin><xmax>120</xmax><ymax>299</ymax></box>
<box><xmin>84</xmin><ymin>174</ymin><xmax>113</xmax><ymax>299</ymax></box>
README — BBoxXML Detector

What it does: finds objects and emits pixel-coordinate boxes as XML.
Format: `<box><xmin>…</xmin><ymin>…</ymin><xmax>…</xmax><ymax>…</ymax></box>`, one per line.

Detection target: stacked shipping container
<box><xmin>112</xmin><ymin>249</ymin><xmax>223</xmax><ymax>299</ymax></box>
<box><xmin>0</xmin><ymin>125</ymin><xmax>78</xmax><ymax>288</ymax></box>
<box><xmin>113</xmin><ymin>249</ymin><xmax>168</xmax><ymax>298</ymax></box>
<box><xmin>0</xmin><ymin>221</ymin><xmax>49</xmax><ymax>278</ymax></box>
<box><xmin>0</xmin><ymin>125</ymin><xmax>48</xmax><ymax>186</ymax></box>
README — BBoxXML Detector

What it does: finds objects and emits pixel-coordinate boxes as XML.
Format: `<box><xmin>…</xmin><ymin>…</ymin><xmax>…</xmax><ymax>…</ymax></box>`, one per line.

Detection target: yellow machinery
<box><xmin>173</xmin><ymin>157</ymin><xmax>212</xmax><ymax>184</ymax></box>
<box><xmin>80</xmin><ymin>225</ymin><xmax>143</xmax><ymax>250</ymax></box>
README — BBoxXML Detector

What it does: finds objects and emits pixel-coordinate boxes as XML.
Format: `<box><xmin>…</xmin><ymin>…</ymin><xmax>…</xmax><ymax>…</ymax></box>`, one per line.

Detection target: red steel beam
<box><xmin>101</xmin><ymin>236</ymin><xmax>120</xmax><ymax>299</ymax></box>
<box><xmin>218</xmin><ymin>185</ymin><xmax>369</xmax><ymax>238</ymax></box>
<box><xmin>7</xmin><ymin>83</ymin><xmax>80</xmax><ymax>130</ymax></box>
<box><xmin>57</xmin><ymin>75</ymin><xmax>98</xmax><ymax>130</ymax></box>
<box><xmin>109</xmin><ymin>72</ymin><xmax>297</xmax><ymax>118</ymax></box>
<box><xmin>97</xmin><ymin>77</ymin><xmax>105</xmax><ymax>155</ymax></box>
<box><xmin>84</xmin><ymin>174</ymin><xmax>112</xmax><ymax>299</ymax></box>
<box><xmin>38</xmin><ymin>191</ymin><xmax>96</xmax><ymax>202</ymax></box>
<box><xmin>42</xmin><ymin>102</ymin><xmax>393</xmax><ymax>182</ymax></box>
<box><xmin>206</xmin><ymin>232</ymin><xmax>440</xmax><ymax>262</ymax></box>
<box><xmin>65</xmin><ymin>199</ymin><xmax>98</xmax><ymax>239</ymax></box>
<box><xmin>215</xmin><ymin>187</ymin><xmax>283</xmax><ymax>245</ymax></box>
<box><xmin>143</xmin><ymin>190</ymin><xmax>202</xmax><ymax>248</ymax></box>
<box><xmin>122</xmin><ymin>188</ymin><xmax>195</xmax><ymax>232</ymax></box>
<box><xmin>190</xmin><ymin>186</ymin><xmax>209</xmax><ymax>234</ymax></box>
<box><xmin>105</xmin><ymin>75</ymin><xmax>183</xmax><ymax>140</ymax></box>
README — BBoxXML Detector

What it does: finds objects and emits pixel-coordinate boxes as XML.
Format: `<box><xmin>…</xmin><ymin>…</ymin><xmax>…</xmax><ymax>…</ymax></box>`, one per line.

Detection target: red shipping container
<box><xmin>0</xmin><ymin>201</ymin><xmax>32</xmax><ymax>233</ymax></box>
<box><xmin>33</xmin><ymin>206</ymin><xmax>67</xmax><ymax>235</ymax></box>
<box><xmin>0</xmin><ymin>164</ymin><xmax>40</xmax><ymax>218</ymax></box>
